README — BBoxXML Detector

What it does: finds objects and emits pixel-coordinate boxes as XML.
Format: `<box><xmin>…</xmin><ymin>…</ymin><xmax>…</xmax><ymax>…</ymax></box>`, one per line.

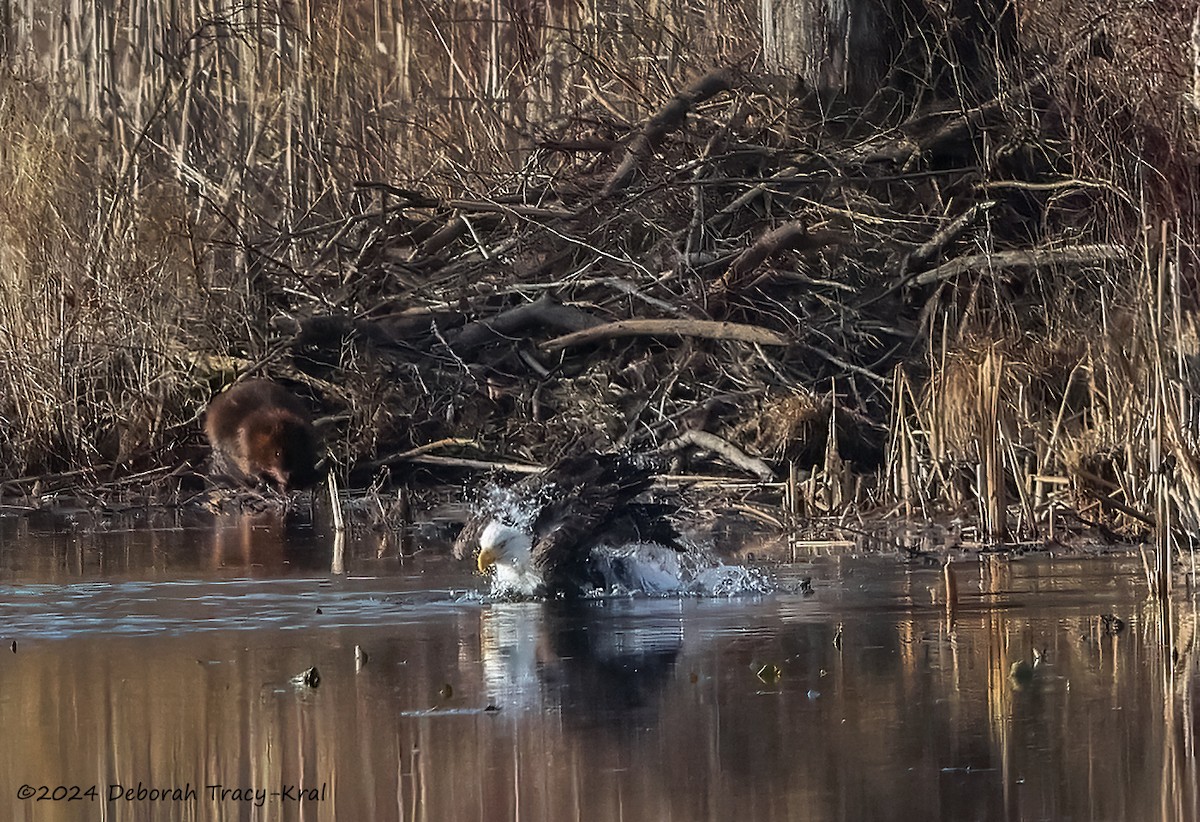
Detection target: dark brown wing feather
<box><xmin>452</xmin><ymin>514</ymin><xmax>488</xmax><ymax>560</ymax></box>
<box><xmin>530</xmin><ymin>454</ymin><xmax>662</xmax><ymax>593</ymax></box>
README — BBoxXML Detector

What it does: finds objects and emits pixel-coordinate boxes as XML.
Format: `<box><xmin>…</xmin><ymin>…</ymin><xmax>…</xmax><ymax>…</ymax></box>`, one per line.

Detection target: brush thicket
<box><xmin>1</xmin><ymin>0</ymin><xmax>1198</xmax><ymax>557</ymax></box>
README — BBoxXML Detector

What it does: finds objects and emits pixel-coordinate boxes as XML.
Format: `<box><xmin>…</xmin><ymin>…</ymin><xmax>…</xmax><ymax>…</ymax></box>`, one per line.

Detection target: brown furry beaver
<box><xmin>204</xmin><ymin>380</ymin><xmax>321</xmax><ymax>491</ymax></box>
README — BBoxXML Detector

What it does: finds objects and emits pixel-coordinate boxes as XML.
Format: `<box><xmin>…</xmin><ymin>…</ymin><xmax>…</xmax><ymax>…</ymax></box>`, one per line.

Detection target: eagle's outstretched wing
<box><xmin>529</xmin><ymin>454</ymin><xmax>666</xmax><ymax>592</ymax></box>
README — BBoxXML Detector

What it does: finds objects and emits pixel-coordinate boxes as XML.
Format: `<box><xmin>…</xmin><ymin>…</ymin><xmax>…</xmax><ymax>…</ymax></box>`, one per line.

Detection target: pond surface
<box><xmin>0</xmin><ymin>512</ymin><xmax>1196</xmax><ymax>821</ymax></box>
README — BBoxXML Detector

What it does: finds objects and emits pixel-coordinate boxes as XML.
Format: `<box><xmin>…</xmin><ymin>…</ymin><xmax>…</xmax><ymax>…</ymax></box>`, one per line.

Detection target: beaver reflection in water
<box><xmin>204</xmin><ymin>379</ymin><xmax>321</xmax><ymax>492</ymax></box>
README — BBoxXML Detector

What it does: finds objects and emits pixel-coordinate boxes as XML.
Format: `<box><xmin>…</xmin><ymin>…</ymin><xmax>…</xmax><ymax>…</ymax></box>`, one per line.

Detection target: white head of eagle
<box><xmin>477</xmin><ymin>520</ymin><xmax>534</xmax><ymax>577</ymax></box>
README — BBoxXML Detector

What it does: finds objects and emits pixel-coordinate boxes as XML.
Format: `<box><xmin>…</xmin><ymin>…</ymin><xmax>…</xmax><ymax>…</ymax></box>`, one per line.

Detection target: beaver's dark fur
<box><xmin>204</xmin><ymin>380</ymin><xmax>320</xmax><ymax>492</ymax></box>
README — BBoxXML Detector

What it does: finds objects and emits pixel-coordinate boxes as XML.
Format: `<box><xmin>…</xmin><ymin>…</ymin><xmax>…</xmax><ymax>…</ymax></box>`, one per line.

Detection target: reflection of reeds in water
<box><xmin>208</xmin><ymin>511</ymin><xmax>335</xmax><ymax>573</ymax></box>
<box><xmin>0</xmin><ymin>560</ymin><xmax>1195</xmax><ymax>820</ymax></box>
<box><xmin>1144</xmin><ymin>595</ymin><xmax>1199</xmax><ymax>821</ymax></box>
<box><xmin>942</xmin><ymin>557</ymin><xmax>958</xmax><ymax>622</ymax></box>
<box><xmin>972</xmin><ymin>559</ymin><xmax>1200</xmax><ymax>821</ymax></box>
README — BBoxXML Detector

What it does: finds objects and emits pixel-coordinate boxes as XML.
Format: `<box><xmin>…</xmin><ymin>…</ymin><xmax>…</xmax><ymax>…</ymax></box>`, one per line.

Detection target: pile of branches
<box><xmin>271</xmin><ymin>57</ymin><xmax>1132</xmax><ymax>493</ymax></box>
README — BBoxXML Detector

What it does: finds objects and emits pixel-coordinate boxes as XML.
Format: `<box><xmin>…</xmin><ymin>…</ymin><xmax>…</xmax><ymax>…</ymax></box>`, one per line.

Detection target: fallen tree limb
<box><xmin>713</xmin><ymin>223</ymin><xmax>854</xmax><ymax>302</ymax></box>
<box><xmin>541</xmin><ymin>319</ymin><xmax>789</xmax><ymax>350</ymax></box>
<box><xmin>418</xmin><ymin>216</ymin><xmax>472</xmax><ymax>256</ymax></box>
<box><xmin>1073</xmin><ymin>467</ymin><xmax>1154</xmax><ymax>527</ymax></box>
<box><xmin>654</xmin><ymin>473</ymin><xmax>781</xmax><ymax>488</ymax></box>
<box><xmin>900</xmin><ymin>200</ymin><xmax>997</xmax><ymax>276</ymax></box>
<box><xmin>444</xmin><ymin>199</ymin><xmax>573</xmax><ymax>219</ymax></box>
<box><xmin>662</xmin><ymin>429</ymin><xmax>777</xmax><ymax>481</ymax></box>
<box><xmin>718</xmin><ymin>220</ymin><xmax>809</xmax><ymax>290</ymax></box>
<box><xmin>709</xmin><ymin>165</ymin><xmax>803</xmax><ymax>228</ymax></box>
<box><xmin>911</xmin><ymin>244</ymin><xmax>1126</xmax><ymax>286</ymax></box>
<box><xmin>0</xmin><ymin>464</ymin><xmax>113</xmax><ymax>490</ymax></box>
<box><xmin>451</xmin><ymin>294</ymin><xmax>604</xmax><ymax>352</ymax></box>
<box><xmin>389</xmin><ymin>454</ymin><xmax>545</xmax><ymax>473</ymax></box>
<box><xmin>602</xmin><ymin>69</ymin><xmax>733</xmax><ymax>197</ymax></box>
<box><xmin>393</xmin><ymin>438</ymin><xmax>478</xmax><ymax>459</ymax></box>
<box><xmin>367</xmin><ymin>440</ymin><xmax>553</xmax><ymax>473</ymax></box>
<box><xmin>1087</xmin><ymin>489</ymin><xmax>1155</xmax><ymax>527</ymax></box>
<box><xmin>352</xmin><ymin>181</ymin><xmax>440</xmax><ymax>207</ymax></box>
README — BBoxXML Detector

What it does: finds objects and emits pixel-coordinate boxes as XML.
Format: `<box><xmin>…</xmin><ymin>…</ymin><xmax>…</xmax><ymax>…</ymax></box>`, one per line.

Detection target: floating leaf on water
<box><xmin>1009</xmin><ymin>660</ymin><xmax>1034</xmax><ymax>688</ymax></box>
<box><xmin>756</xmin><ymin>663</ymin><xmax>782</xmax><ymax>684</ymax></box>
<box><xmin>293</xmin><ymin>666</ymin><xmax>320</xmax><ymax>689</ymax></box>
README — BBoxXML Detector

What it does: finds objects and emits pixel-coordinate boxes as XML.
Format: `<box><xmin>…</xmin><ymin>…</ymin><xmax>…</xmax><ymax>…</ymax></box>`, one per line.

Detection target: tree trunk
<box><xmin>760</xmin><ymin>0</ymin><xmax>897</xmax><ymax>101</ymax></box>
<box><xmin>761</xmin><ymin>0</ymin><xmax>1016</xmax><ymax>103</ymax></box>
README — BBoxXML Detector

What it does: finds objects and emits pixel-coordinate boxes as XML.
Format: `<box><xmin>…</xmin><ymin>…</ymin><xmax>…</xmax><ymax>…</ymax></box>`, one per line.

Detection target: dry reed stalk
<box><xmin>887</xmin><ymin>364</ymin><xmax>946</xmax><ymax>517</ymax></box>
<box><xmin>943</xmin><ymin>558</ymin><xmax>958</xmax><ymax>619</ymax></box>
<box><xmin>884</xmin><ymin>366</ymin><xmax>913</xmax><ymax>515</ymax></box>
<box><xmin>823</xmin><ymin>385</ymin><xmax>845</xmax><ymax>511</ymax></box>
<box><xmin>998</xmin><ymin>417</ymin><xmax>1036</xmax><ymax>539</ymax></box>
<box><xmin>331</xmin><ymin>530</ymin><xmax>345</xmax><ymax>575</ymax></box>
<box><xmin>327</xmin><ymin>469</ymin><xmax>345</xmax><ymax>534</ymax></box>
<box><xmin>786</xmin><ymin>459</ymin><xmax>800</xmax><ymax>520</ymax></box>
<box><xmin>1151</xmin><ymin>220</ymin><xmax>1172</xmax><ymax>599</ymax></box>
<box><xmin>978</xmin><ymin>348</ymin><xmax>1007</xmax><ymax>543</ymax></box>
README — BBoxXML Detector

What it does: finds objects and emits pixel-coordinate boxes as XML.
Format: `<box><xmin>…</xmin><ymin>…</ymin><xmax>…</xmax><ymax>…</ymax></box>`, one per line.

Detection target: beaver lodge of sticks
<box><xmin>260</xmin><ymin>45</ymin><xmax>1194</xmax><ymax>546</ymax></box>
<box><xmin>6</xmin><ymin>15</ymin><xmax>1199</xmax><ymax>549</ymax></box>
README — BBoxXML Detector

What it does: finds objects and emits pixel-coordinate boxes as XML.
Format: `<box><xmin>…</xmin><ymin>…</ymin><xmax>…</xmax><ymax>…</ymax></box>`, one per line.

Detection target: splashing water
<box><xmin>490</xmin><ymin>560</ymin><xmax>546</xmax><ymax>600</ymax></box>
<box><xmin>485</xmin><ymin>539</ymin><xmax>772</xmax><ymax>599</ymax></box>
<box><xmin>474</xmin><ymin>483</ymin><xmax>553</xmax><ymax>532</ymax></box>
<box><xmin>470</xmin><ymin>477</ymin><xmax>771</xmax><ymax>599</ymax></box>
<box><xmin>589</xmin><ymin>541</ymin><xmax>772</xmax><ymax>598</ymax></box>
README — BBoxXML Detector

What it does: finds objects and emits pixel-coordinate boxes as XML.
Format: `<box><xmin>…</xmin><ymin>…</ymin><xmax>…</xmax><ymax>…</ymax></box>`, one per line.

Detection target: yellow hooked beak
<box><xmin>477</xmin><ymin>547</ymin><xmax>498</xmax><ymax>574</ymax></box>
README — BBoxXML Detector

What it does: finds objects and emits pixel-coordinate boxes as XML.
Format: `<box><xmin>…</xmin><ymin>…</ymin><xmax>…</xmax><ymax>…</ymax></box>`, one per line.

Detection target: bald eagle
<box><xmin>453</xmin><ymin>453</ymin><xmax>683</xmax><ymax>598</ymax></box>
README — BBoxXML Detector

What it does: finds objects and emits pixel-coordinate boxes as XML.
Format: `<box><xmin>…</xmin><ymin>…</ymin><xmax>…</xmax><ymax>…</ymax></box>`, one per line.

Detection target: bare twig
<box><xmin>542</xmin><ymin>319</ymin><xmax>789</xmax><ymax>350</ymax></box>
<box><xmin>662</xmin><ymin>429</ymin><xmax>777</xmax><ymax>480</ymax></box>
<box><xmin>911</xmin><ymin>245</ymin><xmax>1126</xmax><ymax>286</ymax></box>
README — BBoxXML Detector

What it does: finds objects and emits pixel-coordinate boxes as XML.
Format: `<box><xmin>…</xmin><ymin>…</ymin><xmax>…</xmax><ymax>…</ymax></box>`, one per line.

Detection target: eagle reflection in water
<box><xmin>479</xmin><ymin>600</ymin><xmax>683</xmax><ymax>723</ymax></box>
